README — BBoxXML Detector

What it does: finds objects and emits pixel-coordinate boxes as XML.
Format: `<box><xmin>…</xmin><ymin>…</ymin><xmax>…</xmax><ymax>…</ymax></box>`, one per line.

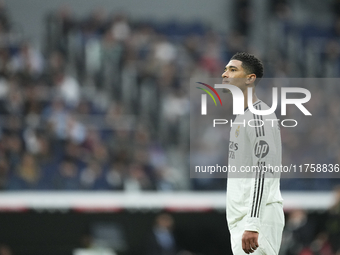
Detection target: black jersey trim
<box><xmin>253</xmin><ymin>105</ymin><xmax>261</xmax><ymax>137</ymax></box>
<box><xmin>251</xmin><ymin>163</ymin><xmax>266</xmax><ymax>218</ymax></box>
<box><xmin>253</xmin><ymin>112</ymin><xmax>259</xmax><ymax>137</ymax></box>
<box><xmin>253</xmin><ymin>174</ymin><xmax>264</xmax><ymax>217</ymax></box>
<box><xmin>252</xmin><ymin>173</ymin><xmax>263</xmax><ymax>217</ymax></box>
<box><xmin>245</xmin><ymin>100</ymin><xmax>261</xmax><ymax>113</ymax></box>
<box><xmin>258</xmin><ymin>105</ymin><xmax>265</xmax><ymax>136</ymax></box>
<box><xmin>252</xmin><ymin>104</ymin><xmax>265</xmax><ymax>137</ymax></box>
<box><xmin>251</xmin><ymin>170</ymin><xmax>259</xmax><ymax>217</ymax></box>
<box><xmin>256</xmin><ymin>170</ymin><xmax>265</xmax><ymax>217</ymax></box>
<box><xmin>255</xmin><ymin>105</ymin><xmax>262</xmax><ymax>136</ymax></box>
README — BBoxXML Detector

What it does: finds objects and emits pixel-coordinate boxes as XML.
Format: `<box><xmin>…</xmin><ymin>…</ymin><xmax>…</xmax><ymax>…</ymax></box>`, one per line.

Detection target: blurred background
<box><xmin>0</xmin><ymin>0</ymin><xmax>339</xmax><ymax>254</ymax></box>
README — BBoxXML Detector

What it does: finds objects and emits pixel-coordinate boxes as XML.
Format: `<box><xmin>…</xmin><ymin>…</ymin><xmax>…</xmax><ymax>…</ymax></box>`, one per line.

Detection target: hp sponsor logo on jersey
<box><xmin>254</xmin><ymin>140</ymin><xmax>269</xmax><ymax>158</ymax></box>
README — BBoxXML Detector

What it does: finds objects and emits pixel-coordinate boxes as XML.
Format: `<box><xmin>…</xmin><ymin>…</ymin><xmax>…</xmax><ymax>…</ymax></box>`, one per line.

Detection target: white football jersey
<box><xmin>226</xmin><ymin>100</ymin><xmax>283</xmax><ymax>232</ymax></box>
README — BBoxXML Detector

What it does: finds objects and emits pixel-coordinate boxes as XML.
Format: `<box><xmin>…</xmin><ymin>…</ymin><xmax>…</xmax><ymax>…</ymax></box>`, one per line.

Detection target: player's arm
<box><xmin>242</xmin><ymin>114</ymin><xmax>279</xmax><ymax>253</ymax></box>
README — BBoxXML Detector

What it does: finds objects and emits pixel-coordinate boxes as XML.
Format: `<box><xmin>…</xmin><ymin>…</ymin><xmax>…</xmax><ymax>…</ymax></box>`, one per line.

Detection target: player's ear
<box><xmin>246</xmin><ymin>74</ymin><xmax>256</xmax><ymax>85</ymax></box>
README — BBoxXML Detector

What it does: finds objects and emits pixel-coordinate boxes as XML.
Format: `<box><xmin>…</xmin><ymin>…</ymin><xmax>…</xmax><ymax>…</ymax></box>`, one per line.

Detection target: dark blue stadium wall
<box><xmin>0</xmin><ymin>210</ymin><xmax>230</xmax><ymax>255</ymax></box>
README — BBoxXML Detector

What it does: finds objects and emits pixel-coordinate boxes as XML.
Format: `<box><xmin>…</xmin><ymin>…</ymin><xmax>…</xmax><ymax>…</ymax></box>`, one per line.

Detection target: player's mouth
<box><xmin>222</xmin><ymin>80</ymin><xmax>231</xmax><ymax>93</ymax></box>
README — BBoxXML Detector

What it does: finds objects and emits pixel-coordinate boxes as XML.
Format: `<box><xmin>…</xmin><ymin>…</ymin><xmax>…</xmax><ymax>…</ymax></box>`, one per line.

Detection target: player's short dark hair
<box><xmin>231</xmin><ymin>52</ymin><xmax>264</xmax><ymax>82</ymax></box>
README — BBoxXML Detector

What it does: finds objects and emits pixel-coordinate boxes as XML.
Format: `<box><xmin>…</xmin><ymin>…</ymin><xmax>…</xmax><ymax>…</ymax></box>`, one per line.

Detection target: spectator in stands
<box><xmin>0</xmin><ymin>0</ymin><xmax>10</xmax><ymax>33</ymax></box>
<box><xmin>80</xmin><ymin>160</ymin><xmax>105</xmax><ymax>190</ymax></box>
<box><xmin>82</xmin><ymin>8</ymin><xmax>108</xmax><ymax>37</ymax></box>
<box><xmin>0</xmin><ymin>243</ymin><xmax>12</xmax><ymax>255</ymax></box>
<box><xmin>10</xmin><ymin>41</ymin><xmax>44</xmax><ymax>77</ymax></box>
<box><xmin>0</xmin><ymin>159</ymin><xmax>8</xmax><ymax>190</ymax></box>
<box><xmin>110</xmin><ymin>13</ymin><xmax>131</xmax><ymax>42</ymax></box>
<box><xmin>48</xmin><ymin>5</ymin><xmax>77</xmax><ymax>54</ymax></box>
<box><xmin>326</xmin><ymin>185</ymin><xmax>340</xmax><ymax>254</ymax></box>
<box><xmin>307</xmin><ymin>232</ymin><xmax>334</xmax><ymax>255</ymax></box>
<box><xmin>2</xmin><ymin>85</ymin><xmax>24</xmax><ymax>116</ymax></box>
<box><xmin>5</xmin><ymin>134</ymin><xmax>23</xmax><ymax>170</ymax></box>
<box><xmin>280</xmin><ymin>210</ymin><xmax>316</xmax><ymax>255</ymax></box>
<box><xmin>147</xmin><ymin>213</ymin><xmax>177</xmax><ymax>255</ymax></box>
<box><xmin>124</xmin><ymin>162</ymin><xmax>154</xmax><ymax>191</ymax></box>
<box><xmin>8</xmin><ymin>153</ymin><xmax>43</xmax><ymax>190</ymax></box>
<box><xmin>66</xmin><ymin>115</ymin><xmax>87</xmax><ymax>144</ymax></box>
<box><xmin>47</xmin><ymin>51</ymin><xmax>67</xmax><ymax>75</ymax></box>
<box><xmin>45</xmin><ymin>98</ymin><xmax>69</xmax><ymax>140</ymax></box>
<box><xmin>105</xmin><ymin>161</ymin><xmax>124</xmax><ymax>190</ymax></box>
<box><xmin>51</xmin><ymin>70</ymin><xmax>80</xmax><ymax>107</ymax></box>
<box><xmin>53</xmin><ymin>159</ymin><xmax>80</xmax><ymax>190</ymax></box>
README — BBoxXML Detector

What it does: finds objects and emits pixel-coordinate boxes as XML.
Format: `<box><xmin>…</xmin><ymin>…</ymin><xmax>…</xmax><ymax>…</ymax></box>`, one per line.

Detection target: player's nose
<box><xmin>222</xmin><ymin>71</ymin><xmax>228</xmax><ymax>78</ymax></box>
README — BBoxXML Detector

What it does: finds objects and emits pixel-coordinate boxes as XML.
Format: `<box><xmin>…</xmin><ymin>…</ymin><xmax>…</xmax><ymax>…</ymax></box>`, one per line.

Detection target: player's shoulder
<box><xmin>259</xmin><ymin>101</ymin><xmax>279</xmax><ymax>120</ymax></box>
<box><xmin>245</xmin><ymin>100</ymin><xmax>278</xmax><ymax>120</ymax></box>
<box><xmin>244</xmin><ymin>100</ymin><xmax>261</xmax><ymax>119</ymax></box>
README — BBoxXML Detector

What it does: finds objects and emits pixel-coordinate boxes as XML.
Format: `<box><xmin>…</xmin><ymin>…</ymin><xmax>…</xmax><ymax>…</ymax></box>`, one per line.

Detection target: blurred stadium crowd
<box><xmin>0</xmin><ymin>0</ymin><xmax>339</xmax><ymax>193</ymax></box>
<box><xmin>0</xmin><ymin>1</ymin><xmax>339</xmax><ymax>255</ymax></box>
<box><xmin>280</xmin><ymin>187</ymin><xmax>340</xmax><ymax>255</ymax></box>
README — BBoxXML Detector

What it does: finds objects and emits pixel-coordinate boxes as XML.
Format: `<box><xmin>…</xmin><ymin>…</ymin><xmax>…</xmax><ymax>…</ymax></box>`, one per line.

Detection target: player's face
<box><xmin>221</xmin><ymin>60</ymin><xmax>248</xmax><ymax>91</ymax></box>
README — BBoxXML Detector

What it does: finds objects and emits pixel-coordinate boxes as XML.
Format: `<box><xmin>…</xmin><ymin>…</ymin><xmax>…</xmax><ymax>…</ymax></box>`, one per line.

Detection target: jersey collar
<box><xmin>244</xmin><ymin>100</ymin><xmax>261</xmax><ymax>113</ymax></box>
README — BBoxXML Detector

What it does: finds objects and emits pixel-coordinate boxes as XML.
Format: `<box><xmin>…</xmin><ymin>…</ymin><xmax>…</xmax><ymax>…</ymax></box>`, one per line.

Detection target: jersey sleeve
<box><xmin>244</xmin><ymin>111</ymin><xmax>279</xmax><ymax>232</ymax></box>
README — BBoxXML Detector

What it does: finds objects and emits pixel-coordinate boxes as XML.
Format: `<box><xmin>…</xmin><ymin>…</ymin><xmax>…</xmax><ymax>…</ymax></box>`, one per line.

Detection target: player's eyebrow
<box><xmin>224</xmin><ymin>65</ymin><xmax>238</xmax><ymax>71</ymax></box>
